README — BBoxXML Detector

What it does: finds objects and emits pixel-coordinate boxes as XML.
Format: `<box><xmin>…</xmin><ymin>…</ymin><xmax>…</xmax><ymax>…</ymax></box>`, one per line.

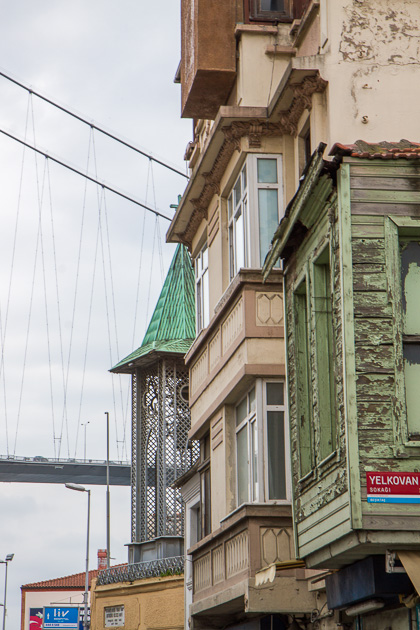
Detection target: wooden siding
<box><xmin>285</xmin><ymin>159</ymin><xmax>420</xmax><ymax>566</ymax></box>
<box><xmin>285</xmin><ymin>193</ymin><xmax>351</xmax><ymax>558</ymax></box>
<box><xmin>348</xmin><ymin>159</ymin><xmax>420</xmax><ymax>530</ymax></box>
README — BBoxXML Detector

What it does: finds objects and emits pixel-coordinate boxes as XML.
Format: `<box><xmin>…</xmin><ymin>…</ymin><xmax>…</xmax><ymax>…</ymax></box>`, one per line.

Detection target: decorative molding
<box><xmin>222</xmin><ymin>298</ymin><xmax>244</xmax><ymax>354</ymax></box>
<box><xmin>191</xmin><ymin>348</ymin><xmax>209</xmax><ymax>395</ymax></box>
<box><xmin>179</xmin><ymin>74</ymin><xmax>328</xmax><ymax>247</ymax></box>
<box><xmin>211</xmin><ymin>416</ymin><xmax>223</xmax><ymax>451</ymax></box>
<box><xmin>256</xmin><ymin>292</ymin><xmax>284</xmax><ymax>326</ymax></box>
<box><xmin>260</xmin><ymin>527</ymin><xmax>292</xmax><ymax>566</ymax></box>
<box><xmin>193</xmin><ymin>552</ymin><xmax>212</xmax><ymax>593</ymax></box>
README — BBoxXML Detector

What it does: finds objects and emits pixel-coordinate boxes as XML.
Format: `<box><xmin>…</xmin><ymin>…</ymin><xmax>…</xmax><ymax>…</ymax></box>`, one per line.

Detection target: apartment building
<box><xmin>168</xmin><ymin>1</ymin><xmax>420</xmax><ymax>630</ymax></box>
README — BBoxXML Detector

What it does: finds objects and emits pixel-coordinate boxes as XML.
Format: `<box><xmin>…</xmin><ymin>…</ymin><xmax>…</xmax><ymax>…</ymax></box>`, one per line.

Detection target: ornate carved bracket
<box><xmin>178</xmin><ymin>73</ymin><xmax>328</xmax><ymax>248</ymax></box>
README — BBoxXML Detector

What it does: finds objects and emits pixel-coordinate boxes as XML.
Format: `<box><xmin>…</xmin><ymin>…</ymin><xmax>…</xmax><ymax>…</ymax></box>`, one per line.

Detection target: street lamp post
<box><xmin>104</xmin><ymin>411</ymin><xmax>110</xmax><ymax>569</ymax></box>
<box><xmin>65</xmin><ymin>483</ymin><xmax>90</xmax><ymax>630</ymax></box>
<box><xmin>81</xmin><ymin>422</ymin><xmax>90</xmax><ymax>461</ymax></box>
<box><xmin>0</xmin><ymin>553</ymin><xmax>14</xmax><ymax>630</ymax></box>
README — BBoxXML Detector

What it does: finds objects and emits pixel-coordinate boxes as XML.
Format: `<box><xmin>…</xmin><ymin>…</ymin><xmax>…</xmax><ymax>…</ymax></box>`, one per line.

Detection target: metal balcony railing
<box><xmin>97</xmin><ymin>556</ymin><xmax>184</xmax><ymax>585</ymax></box>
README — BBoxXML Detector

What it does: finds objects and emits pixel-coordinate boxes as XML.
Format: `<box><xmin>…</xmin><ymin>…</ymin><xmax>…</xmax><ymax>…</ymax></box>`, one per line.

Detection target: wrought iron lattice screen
<box><xmin>97</xmin><ymin>556</ymin><xmax>184</xmax><ymax>585</ymax></box>
<box><xmin>132</xmin><ymin>358</ymin><xmax>199</xmax><ymax>543</ymax></box>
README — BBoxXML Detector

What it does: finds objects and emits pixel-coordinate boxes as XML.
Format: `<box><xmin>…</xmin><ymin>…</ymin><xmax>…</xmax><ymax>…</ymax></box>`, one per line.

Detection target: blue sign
<box><xmin>43</xmin><ymin>607</ymin><xmax>79</xmax><ymax>629</ymax></box>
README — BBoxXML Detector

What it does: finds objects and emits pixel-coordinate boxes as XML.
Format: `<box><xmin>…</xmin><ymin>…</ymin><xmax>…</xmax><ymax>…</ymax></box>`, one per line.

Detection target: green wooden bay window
<box><xmin>313</xmin><ymin>248</ymin><xmax>336</xmax><ymax>460</ymax></box>
<box><xmin>385</xmin><ymin>216</ymin><xmax>420</xmax><ymax>451</ymax></box>
<box><xmin>292</xmin><ymin>244</ymin><xmax>337</xmax><ymax>478</ymax></box>
<box><xmin>294</xmin><ymin>278</ymin><xmax>313</xmax><ymax>477</ymax></box>
<box><xmin>400</xmin><ymin>239</ymin><xmax>420</xmax><ymax>438</ymax></box>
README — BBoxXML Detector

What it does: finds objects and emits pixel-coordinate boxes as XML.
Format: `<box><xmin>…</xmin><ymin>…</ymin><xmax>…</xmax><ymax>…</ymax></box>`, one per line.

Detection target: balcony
<box><xmin>189</xmin><ymin>504</ymin><xmax>316</xmax><ymax>623</ymax></box>
<box><xmin>180</xmin><ymin>0</ymin><xmax>240</xmax><ymax>120</ymax></box>
<box><xmin>186</xmin><ymin>269</ymin><xmax>285</xmax><ymax>437</ymax></box>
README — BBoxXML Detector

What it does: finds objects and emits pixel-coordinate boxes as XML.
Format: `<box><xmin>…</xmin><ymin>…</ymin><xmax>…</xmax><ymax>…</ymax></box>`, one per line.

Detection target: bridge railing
<box><xmin>0</xmin><ymin>454</ymin><xmax>131</xmax><ymax>465</ymax></box>
<box><xmin>97</xmin><ymin>556</ymin><xmax>184</xmax><ymax>585</ymax></box>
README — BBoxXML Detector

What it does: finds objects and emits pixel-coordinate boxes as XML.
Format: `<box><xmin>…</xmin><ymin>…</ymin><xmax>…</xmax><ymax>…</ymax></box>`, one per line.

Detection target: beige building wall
<box><xmin>90</xmin><ymin>575</ymin><xmax>184</xmax><ymax>630</ymax></box>
<box><xmin>320</xmin><ymin>0</ymin><xmax>420</xmax><ymax>146</ymax></box>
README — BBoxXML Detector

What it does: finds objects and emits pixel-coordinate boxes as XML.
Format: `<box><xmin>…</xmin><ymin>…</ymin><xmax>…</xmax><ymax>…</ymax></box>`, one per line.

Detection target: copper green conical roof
<box><xmin>111</xmin><ymin>244</ymin><xmax>195</xmax><ymax>373</ymax></box>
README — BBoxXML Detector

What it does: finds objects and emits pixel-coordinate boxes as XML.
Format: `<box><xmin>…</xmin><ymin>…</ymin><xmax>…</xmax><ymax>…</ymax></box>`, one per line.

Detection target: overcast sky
<box><xmin>0</xmin><ymin>2</ymin><xmax>191</xmax><ymax>626</ymax></box>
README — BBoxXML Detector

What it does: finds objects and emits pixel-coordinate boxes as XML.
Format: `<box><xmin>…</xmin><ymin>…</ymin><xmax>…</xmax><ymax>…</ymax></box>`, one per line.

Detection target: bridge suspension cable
<box><xmin>0</xmin><ymin>68</ymin><xmax>189</xmax><ymax>180</ymax></box>
<box><xmin>0</xmin><ymin>127</ymin><xmax>173</xmax><ymax>221</ymax></box>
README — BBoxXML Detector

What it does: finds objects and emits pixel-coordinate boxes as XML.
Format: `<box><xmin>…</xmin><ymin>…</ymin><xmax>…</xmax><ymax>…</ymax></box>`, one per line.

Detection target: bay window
<box><xmin>195</xmin><ymin>242</ymin><xmax>209</xmax><ymax>333</ymax></box>
<box><xmin>228</xmin><ymin>155</ymin><xmax>283</xmax><ymax>281</ymax></box>
<box><xmin>382</xmin><ymin>217</ymin><xmax>420</xmax><ymax>453</ymax></box>
<box><xmin>400</xmin><ymin>239</ymin><xmax>420</xmax><ymax>439</ymax></box>
<box><xmin>248</xmin><ymin>0</ymin><xmax>293</xmax><ymax>21</ymax></box>
<box><xmin>235</xmin><ymin>380</ymin><xmax>289</xmax><ymax>506</ymax></box>
<box><xmin>247</xmin><ymin>0</ymin><xmax>309</xmax><ymax>21</ymax></box>
<box><xmin>292</xmin><ymin>243</ymin><xmax>337</xmax><ymax>478</ymax></box>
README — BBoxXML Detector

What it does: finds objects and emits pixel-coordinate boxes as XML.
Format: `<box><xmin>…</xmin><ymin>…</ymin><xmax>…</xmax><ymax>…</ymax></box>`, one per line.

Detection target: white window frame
<box><xmin>228</xmin><ymin>163</ymin><xmax>248</xmax><ymax>280</ymax></box>
<box><xmin>235</xmin><ymin>379</ymin><xmax>290</xmax><ymax>506</ymax></box>
<box><xmin>227</xmin><ymin>154</ymin><xmax>283</xmax><ymax>280</ymax></box>
<box><xmin>195</xmin><ymin>242</ymin><xmax>209</xmax><ymax>333</ymax></box>
<box><xmin>104</xmin><ymin>605</ymin><xmax>125</xmax><ymax>628</ymax></box>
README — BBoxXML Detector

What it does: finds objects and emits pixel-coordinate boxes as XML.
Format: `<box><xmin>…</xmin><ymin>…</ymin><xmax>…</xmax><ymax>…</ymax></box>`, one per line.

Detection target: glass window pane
<box><xmin>202</xmin><ymin>269</ymin><xmax>209</xmax><ymax>328</ymax></box>
<box><xmin>249</xmin><ymin>387</ymin><xmax>256</xmax><ymax>413</ymax></box>
<box><xmin>229</xmin><ymin>225</ymin><xmax>235</xmax><ymax>279</ymax></box>
<box><xmin>404</xmin><ymin>344</ymin><xmax>420</xmax><ymax>436</ymax></box>
<box><xmin>196</xmin><ymin>281</ymin><xmax>202</xmax><ymax>332</ymax></box>
<box><xmin>236</xmin><ymin>397</ymin><xmax>247</xmax><ymax>426</ymax></box>
<box><xmin>202</xmin><ymin>245</ymin><xmax>208</xmax><ymax>270</ymax></box>
<box><xmin>234</xmin><ymin>177</ymin><xmax>242</xmax><ymax>208</ymax></box>
<box><xmin>267</xmin><ymin>411</ymin><xmax>286</xmax><ymax>500</ymax></box>
<box><xmin>237</xmin><ymin>426</ymin><xmax>249</xmax><ymax>505</ymax></box>
<box><xmin>242</xmin><ymin>164</ymin><xmax>247</xmax><ymax>191</ymax></box>
<box><xmin>258</xmin><ymin>189</ymin><xmax>279</xmax><ymax>266</ymax></box>
<box><xmin>251</xmin><ymin>420</ymin><xmax>258</xmax><ymax>501</ymax></box>
<box><xmin>266</xmin><ymin>382</ymin><xmax>284</xmax><ymax>406</ymax></box>
<box><xmin>228</xmin><ymin>195</ymin><xmax>233</xmax><ymax>220</ymax></box>
<box><xmin>236</xmin><ymin>212</ymin><xmax>245</xmax><ymax>271</ymax></box>
<box><xmin>261</xmin><ymin>0</ymin><xmax>284</xmax><ymax>10</ymax></box>
<box><xmin>257</xmin><ymin>158</ymin><xmax>277</xmax><ymax>183</ymax></box>
<box><xmin>401</xmin><ymin>241</ymin><xmax>420</xmax><ymax>335</ymax></box>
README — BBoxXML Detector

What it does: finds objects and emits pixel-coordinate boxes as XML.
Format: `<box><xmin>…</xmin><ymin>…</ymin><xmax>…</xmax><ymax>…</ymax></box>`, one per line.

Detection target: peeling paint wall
<box><xmin>284</xmin><ymin>195</ymin><xmax>351</xmax><ymax>560</ymax></box>
<box><xmin>321</xmin><ymin>0</ymin><xmax>420</xmax><ymax>144</ymax></box>
<box><xmin>339</xmin><ymin>1</ymin><xmax>420</xmax><ymax>65</ymax></box>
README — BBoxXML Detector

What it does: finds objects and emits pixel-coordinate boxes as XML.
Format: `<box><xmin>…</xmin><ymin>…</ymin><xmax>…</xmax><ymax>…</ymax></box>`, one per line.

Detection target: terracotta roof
<box><xmin>330</xmin><ymin>140</ymin><xmax>420</xmax><ymax>160</ymax></box>
<box><xmin>21</xmin><ymin>568</ymin><xmax>101</xmax><ymax>591</ymax></box>
<box><xmin>111</xmin><ymin>243</ymin><xmax>195</xmax><ymax>372</ymax></box>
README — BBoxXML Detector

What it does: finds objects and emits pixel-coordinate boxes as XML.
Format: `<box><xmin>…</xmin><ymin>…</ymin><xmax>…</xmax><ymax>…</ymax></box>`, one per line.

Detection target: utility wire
<box><xmin>0</xmin><ymin>69</ymin><xmax>189</xmax><ymax>180</ymax></box>
<box><xmin>0</xmin><ymin>127</ymin><xmax>173</xmax><ymax>221</ymax></box>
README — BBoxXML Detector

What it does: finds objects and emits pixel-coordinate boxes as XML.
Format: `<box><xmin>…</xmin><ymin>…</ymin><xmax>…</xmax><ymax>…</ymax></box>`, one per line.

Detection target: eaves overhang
<box><xmin>110</xmin><ymin>345</ymin><xmax>193</xmax><ymax>375</ymax></box>
<box><xmin>167</xmin><ymin>63</ymin><xmax>328</xmax><ymax>250</ymax></box>
<box><xmin>263</xmin><ymin>142</ymin><xmax>337</xmax><ymax>279</ymax></box>
<box><xmin>166</xmin><ymin>106</ymin><xmax>267</xmax><ymax>248</ymax></box>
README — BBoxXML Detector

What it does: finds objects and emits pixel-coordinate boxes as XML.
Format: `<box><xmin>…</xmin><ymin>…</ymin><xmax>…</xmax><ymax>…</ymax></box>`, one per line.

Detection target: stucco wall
<box><xmin>322</xmin><ymin>0</ymin><xmax>420</xmax><ymax>145</ymax></box>
<box><xmin>90</xmin><ymin>575</ymin><xmax>184</xmax><ymax>630</ymax></box>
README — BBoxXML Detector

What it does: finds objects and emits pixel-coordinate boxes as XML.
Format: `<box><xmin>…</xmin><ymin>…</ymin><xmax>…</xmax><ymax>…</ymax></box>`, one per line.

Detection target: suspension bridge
<box><xmin>0</xmin><ymin>68</ymin><xmax>188</xmax><ymax>485</ymax></box>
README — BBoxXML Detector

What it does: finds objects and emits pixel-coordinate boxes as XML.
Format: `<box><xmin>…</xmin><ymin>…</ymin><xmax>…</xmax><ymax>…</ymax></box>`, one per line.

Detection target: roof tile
<box><xmin>21</xmin><ymin>568</ymin><xmax>102</xmax><ymax>590</ymax></box>
<box><xmin>330</xmin><ymin>139</ymin><xmax>420</xmax><ymax>160</ymax></box>
<box><xmin>111</xmin><ymin>244</ymin><xmax>195</xmax><ymax>372</ymax></box>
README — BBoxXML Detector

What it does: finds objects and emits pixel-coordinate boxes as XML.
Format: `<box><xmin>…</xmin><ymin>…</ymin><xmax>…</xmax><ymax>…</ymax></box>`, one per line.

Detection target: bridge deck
<box><xmin>0</xmin><ymin>456</ymin><xmax>131</xmax><ymax>485</ymax></box>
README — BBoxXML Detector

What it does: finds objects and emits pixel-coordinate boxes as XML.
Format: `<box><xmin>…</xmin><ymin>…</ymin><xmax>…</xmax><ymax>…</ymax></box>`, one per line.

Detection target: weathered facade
<box><xmin>170</xmin><ymin>1</ymin><xmax>420</xmax><ymax>629</ymax></box>
<box><xmin>264</xmin><ymin>142</ymin><xmax>420</xmax><ymax>623</ymax></box>
<box><xmin>91</xmin><ymin>245</ymin><xmax>196</xmax><ymax>629</ymax></box>
<box><xmin>90</xmin><ymin>574</ymin><xmax>184</xmax><ymax>630</ymax></box>
<box><xmin>109</xmin><ymin>244</ymin><xmax>197</xmax><ymax>566</ymax></box>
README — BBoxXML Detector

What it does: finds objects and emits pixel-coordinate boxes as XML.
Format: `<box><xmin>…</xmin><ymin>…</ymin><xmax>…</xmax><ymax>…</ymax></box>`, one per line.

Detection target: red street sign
<box><xmin>366</xmin><ymin>472</ymin><xmax>420</xmax><ymax>503</ymax></box>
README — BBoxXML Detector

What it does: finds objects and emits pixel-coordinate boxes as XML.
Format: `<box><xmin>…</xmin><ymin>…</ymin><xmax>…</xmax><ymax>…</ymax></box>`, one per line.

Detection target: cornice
<box><xmin>170</xmin><ymin>72</ymin><xmax>327</xmax><ymax>249</ymax></box>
